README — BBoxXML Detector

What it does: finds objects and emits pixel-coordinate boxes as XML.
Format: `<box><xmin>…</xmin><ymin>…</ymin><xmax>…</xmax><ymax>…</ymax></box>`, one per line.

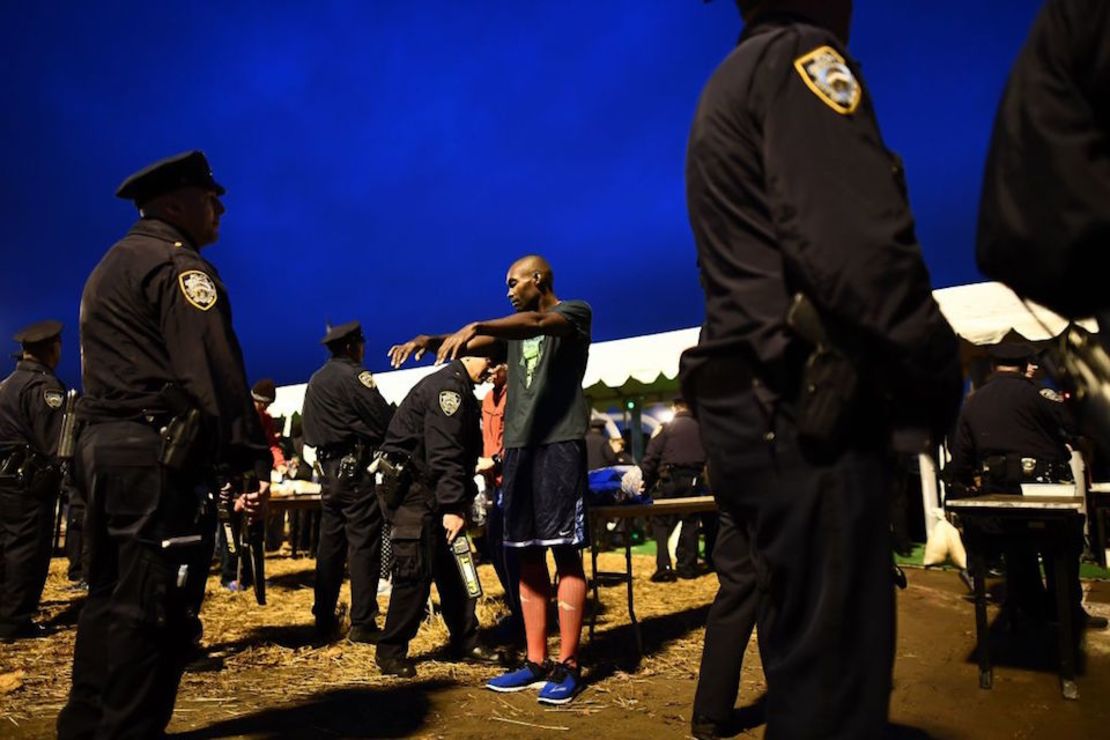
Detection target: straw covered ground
<box><xmin>3</xmin><ymin>551</ymin><xmax>1110</xmax><ymax>738</ymax></box>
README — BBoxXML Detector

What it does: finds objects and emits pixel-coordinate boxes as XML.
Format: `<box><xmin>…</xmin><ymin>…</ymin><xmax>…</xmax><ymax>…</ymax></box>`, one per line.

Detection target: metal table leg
<box><xmin>971</xmin><ymin>533</ymin><xmax>992</xmax><ymax>690</ymax></box>
<box><xmin>625</xmin><ymin>537</ymin><xmax>642</xmax><ymax>657</ymax></box>
<box><xmin>589</xmin><ymin>514</ymin><xmax>601</xmax><ymax>643</ymax></box>
<box><xmin>1054</xmin><ymin>544</ymin><xmax>1079</xmax><ymax>700</ymax></box>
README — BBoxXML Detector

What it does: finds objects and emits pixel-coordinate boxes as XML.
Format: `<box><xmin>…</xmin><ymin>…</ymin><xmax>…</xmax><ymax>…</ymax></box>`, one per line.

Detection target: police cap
<box><xmin>320</xmin><ymin>320</ymin><xmax>363</xmax><ymax>346</ymax></box>
<box><xmin>115</xmin><ymin>150</ymin><xmax>225</xmax><ymax>204</ymax></box>
<box><xmin>989</xmin><ymin>342</ymin><xmax>1035</xmax><ymax>364</ymax></box>
<box><xmin>251</xmin><ymin>378</ymin><xmax>277</xmax><ymax>404</ymax></box>
<box><xmin>13</xmin><ymin>319</ymin><xmax>63</xmax><ymax>346</ymax></box>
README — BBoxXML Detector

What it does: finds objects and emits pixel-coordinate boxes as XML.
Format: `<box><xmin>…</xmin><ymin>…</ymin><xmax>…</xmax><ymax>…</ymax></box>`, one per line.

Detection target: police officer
<box><xmin>374</xmin><ymin>356</ymin><xmax>499</xmax><ymax>677</ymax></box>
<box><xmin>949</xmin><ymin>343</ymin><xmax>1103</xmax><ymax>628</ymax></box>
<box><xmin>0</xmin><ymin>320</ymin><xmax>66</xmax><ymax>640</ymax></box>
<box><xmin>977</xmin><ymin>0</ymin><xmax>1110</xmax><ymax>323</ymax></box>
<box><xmin>641</xmin><ymin>397</ymin><xmax>709</xmax><ymax>582</ymax></box>
<box><xmin>681</xmin><ymin>2</ymin><xmax>963</xmax><ymax>736</ymax></box>
<box><xmin>57</xmin><ymin>151</ymin><xmax>272</xmax><ymax>738</ymax></box>
<box><xmin>302</xmin><ymin>320</ymin><xmax>392</xmax><ymax>643</ymax></box>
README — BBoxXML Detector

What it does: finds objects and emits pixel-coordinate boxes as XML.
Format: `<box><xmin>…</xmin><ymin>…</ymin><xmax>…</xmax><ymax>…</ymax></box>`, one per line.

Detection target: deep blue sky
<box><xmin>1</xmin><ymin>1</ymin><xmax>1042</xmax><ymax>388</ymax></box>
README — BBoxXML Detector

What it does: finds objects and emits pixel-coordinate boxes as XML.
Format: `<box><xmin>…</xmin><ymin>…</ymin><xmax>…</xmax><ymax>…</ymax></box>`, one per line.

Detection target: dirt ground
<box><xmin>2</xmin><ymin>552</ymin><xmax>1109</xmax><ymax>739</ymax></box>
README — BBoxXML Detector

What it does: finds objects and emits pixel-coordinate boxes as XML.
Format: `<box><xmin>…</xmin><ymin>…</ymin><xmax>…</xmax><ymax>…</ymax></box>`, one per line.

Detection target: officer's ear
<box><xmin>533</xmin><ymin>272</ymin><xmax>543</xmax><ymax>290</ymax></box>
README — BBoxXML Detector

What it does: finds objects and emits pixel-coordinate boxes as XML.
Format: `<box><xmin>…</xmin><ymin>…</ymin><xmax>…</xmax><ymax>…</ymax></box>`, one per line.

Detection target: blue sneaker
<box><xmin>485</xmin><ymin>660</ymin><xmax>552</xmax><ymax>692</ymax></box>
<box><xmin>537</xmin><ymin>661</ymin><xmax>583</xmax><ymax>705</ymax></box>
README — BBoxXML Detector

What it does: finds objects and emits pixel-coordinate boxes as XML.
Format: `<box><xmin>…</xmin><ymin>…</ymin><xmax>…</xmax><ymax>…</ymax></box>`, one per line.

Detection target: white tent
<box><xmin>933</xmin><ymin>281</ymin><xmax>1096</xmax><ymax>346</ymax></box>
<box><xmin>271</xmin><ymin>281</ymin><xmax>1095</xmax><ymax>419</ymax></box>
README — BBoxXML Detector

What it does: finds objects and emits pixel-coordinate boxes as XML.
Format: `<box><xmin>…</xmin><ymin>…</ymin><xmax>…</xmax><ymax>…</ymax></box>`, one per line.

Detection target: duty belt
<box><xmin>979</xmin><ymin>454</ymin><xmax>1073</xmax><ymax>484</ymax></box>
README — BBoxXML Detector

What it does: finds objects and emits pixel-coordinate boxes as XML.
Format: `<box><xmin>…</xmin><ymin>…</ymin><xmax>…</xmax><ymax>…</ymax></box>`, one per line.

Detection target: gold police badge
<box><xmin>439</xmin><ymin>391</ymin><xmax>461</xmax><ymax>416</ymax></box>
<box><xmin>358</xmin><ymin>371</ymin><xmax>376</xmax><ymax>389</ymax></box>
<box><xmin>794</xmin><ymin>45</ymin><xmax>861</xmax><ymax>115</ymax></box>
<box><xmin>178</xmin><ymin>270</ymin><xmax>218</xmax><ymax>311</ymax></box>
<box><xmin>44</xmin><ymin>390</ymin><xmax>64</xmax><ymax>409</ymax></box>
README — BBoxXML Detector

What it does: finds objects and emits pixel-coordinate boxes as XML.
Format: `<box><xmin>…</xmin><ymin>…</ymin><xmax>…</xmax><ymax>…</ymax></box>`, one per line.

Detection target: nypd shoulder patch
<box><xmin>439</xmin><ymin>390</ymin><xmax>461</xmax><ymax>416</ymax></box>
<box><xmin>179</xmin><ymin>270</ymin><xmax>218</xmax><ymax>311</ymax></box>
<box><xmin>1040</xmin><ymin>387</ymin><xmax>1064</xmax><ymax>403</ymax></box>
<box><xmin>793</xmin><ymin>45</ymin><xmax>861</xmax><ymax>115</ymax></box>
<box><xmin>358</xmin><ymin>371</ymin><xmax>376</xmax><ymax>389</ymax></box>
<box><xmin>44</xmin><ymin>390</ymin><xmax>64</xmax><ymax>409</ymax></box>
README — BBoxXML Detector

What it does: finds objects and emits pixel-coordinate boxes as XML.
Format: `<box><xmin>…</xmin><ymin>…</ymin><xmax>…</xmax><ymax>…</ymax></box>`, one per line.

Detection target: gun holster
<box><xmin>159</xmin><ymin>408</ymin><xmax>201</xmax><ymax>470</ymax></box>
<box><xmin>797</xmin><ymin>346</ymin><xmax>859</xmax><ymax>448</ymax></box>
<box><xmin>337</xmin><ymin>441</ymin><xmax>368</xmax><ymax>483</ymax></box>
<box><xmin>370</xmin><ymin>450</ymin><xmax>412</xmax><ymax>514</ymax></box>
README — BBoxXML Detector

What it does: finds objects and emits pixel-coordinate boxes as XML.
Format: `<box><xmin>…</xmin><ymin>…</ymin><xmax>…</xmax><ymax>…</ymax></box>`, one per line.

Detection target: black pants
<box><xmin>65</xmin><ymin>481</ymin><xmax>87</xmax><ymax>582</ymax></box>
<box><xmin>313</xmin><ymin>458</ymin><xmax>382</xmax><ymax>629</ymax></box>
<box><xmin>693</xmin><ymin>508</ymin><xmax>758</xmax><ymax>723</ymax></box>
<box><xmin>377</xmin><ymin>482</ymin><xmax>478</xmax><ymax>661</ymax></box>
<box><xmin>57</xmin><ymin>421</ymin><xmax>213</xmax><ymax>739</ymax></box>
<box><xmin>0</xmin><ymin>482</ymin><xmax>55</xmax><ymax>636</ymax></box>
<box><xmin>692</xmin><ymin>380</ymin><xmax>894</xmax><ymax>738</ymax></box>
<box><xmin>650</xmin><ymin>472</ymin><xmax>702</xmax><ymax>572</ymax></box>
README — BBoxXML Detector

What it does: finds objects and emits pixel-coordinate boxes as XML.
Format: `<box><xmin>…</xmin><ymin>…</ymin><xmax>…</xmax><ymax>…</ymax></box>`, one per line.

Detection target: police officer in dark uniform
<box><xmin>374</xmin><ymin>356</ymin><xmax>498</xmax><ymax>677</ymax></box>
<box><xmin>949</xmin><ymin>343</ymin><xmax>1103</xmax><ymax>628</ymax></box>
<box><xmin>0</xmin><ymin>320</ymin><xmax>66</xmax><ymax>640</ymax></box>
<box><xmin>57</xmin><ymin>151</ymin><xmax>272</xmax><ymax>738</ymax></box>
<box><xmin>681</xmin><ymin>2</ymin><xmax>963</xmax><ymax>736</ymax></box>
<box><xmin>301</xmin><ymin>320</ymin><xmax>392</xmax><ymax>643</ymax></box>
<box><xmin>977</xmin><ymin>0</ymin><xmax>1110</xmax><ymax>324</ymax></box>
<box><xmin>641</xmin><ymin>398</ymin><xmax>710</xmax><ymax>581</ymax></box>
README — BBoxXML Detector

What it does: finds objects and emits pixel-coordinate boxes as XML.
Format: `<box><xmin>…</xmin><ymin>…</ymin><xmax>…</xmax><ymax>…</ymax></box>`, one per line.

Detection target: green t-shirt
<box><xmin>503</xmin><ymin>300</ymin><xmax>592</xmax><ymax>449</ymax></box>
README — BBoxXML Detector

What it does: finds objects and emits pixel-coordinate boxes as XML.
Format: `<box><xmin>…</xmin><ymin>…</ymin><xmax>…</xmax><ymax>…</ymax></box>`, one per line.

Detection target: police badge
<box><xmin>358</xmin><ymin>371</ymin><xmax>376</xmax><ymax>389</ymax></box>
<box><xmin>439</xmin><ymin>391</ymin><xmax>461</xmax><ymax>416</ymax></box>
<box><xmin>794</xmin><ymin>45</ymin><xmax>861</xmax><ymax>115</ymax></box>
<box><xmin>44</xmin><ymin>390</ymin><xmax>64</xmax><ymax>409</ymax></box>
<box><xmin>178</xmin><ymin>270</ymin><xmax>218</xmax><ymax>311</ymax></box>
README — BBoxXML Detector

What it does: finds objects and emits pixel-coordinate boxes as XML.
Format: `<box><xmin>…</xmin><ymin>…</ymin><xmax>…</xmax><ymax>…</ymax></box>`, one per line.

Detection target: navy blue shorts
<box><xmin>502</xmin><ymin>440</ymin><xmax>587</xmax><ymax>548</ymax></box>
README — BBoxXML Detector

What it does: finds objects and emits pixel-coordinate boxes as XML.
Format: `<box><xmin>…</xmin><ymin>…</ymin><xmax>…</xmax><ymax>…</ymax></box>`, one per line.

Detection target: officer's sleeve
<box><xmin>348</xmin><ymin>370</ymin><xmax>393</xmax><ymax>446</ymax></box>
<box><xmin>424</xmin><ymin>389</ymin><xmax>471</xmax><ymax>512</ymax></box>
<box><xmin>639</xmin><ymin>429</ymin><xmax>664</xmax><ymax>491</ymax></box>
<box><xmin>22</xmin><ymin>377</ymin><xmax>65</xmax><ymax>458</ymax></box>
<box><xmin>949</xmin><ymin>411</ymin><xmax>977</xmax><ymax>490</ymax></box>
<box><xmin>149</xmin><ymin>258</ymin><xmax>272</xmax><ymax>478</ymax></box>
<box><xmin>759</xmin><ymin>30</ymin><xmax>963</xmax><ymax>440</ymax></box>
<box><xmin>977</xmin><ymin>0</ymin><xmax>1110</xmax><ymax>317</ymax></box>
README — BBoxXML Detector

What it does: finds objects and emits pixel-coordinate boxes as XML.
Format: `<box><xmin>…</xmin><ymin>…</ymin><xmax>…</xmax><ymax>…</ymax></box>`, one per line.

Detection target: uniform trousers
<box><xmin>693</xmin><ymin>379</ymin><xmax>894</xmax><ymax>738</ymax></box>
<box><xmin>65</xmin><ymin>480</ymin><xmax>87</xmax><ymax>582</ymax></box>
<box><xmin>377</xmin><ymin>481</ymin><xmax>478</xmax><ymax>660</ymax></box>
<box><xmin>313</xmin><ymin>457</ymin><xmax>382</xmax><ymax>630</ymax></box>
<box><xmin>650</xmin><ymin>471</ymin><xmax>703</xmax><ymax>572</ymax></box>
<box><xmin>58</xmin><ymin>421</ymin><xmax>213</xmax><ymax>739</ymax></box>
<box><xmin>0</xmin><ymin>481</ymin><xmax>56</xmax><ymax>636</ymax></box>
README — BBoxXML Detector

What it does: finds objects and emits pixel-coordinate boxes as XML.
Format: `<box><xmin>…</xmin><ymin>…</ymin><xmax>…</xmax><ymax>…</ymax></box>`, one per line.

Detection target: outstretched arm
<box><xmin>388</xmin><ymin>332</ymin><xmax>501</xmax><ymax>368</ymax></box>
<box><xmin>436</xmin><ymin>311</ymin><xmax>573</xmax><ymax>363</ymax></box>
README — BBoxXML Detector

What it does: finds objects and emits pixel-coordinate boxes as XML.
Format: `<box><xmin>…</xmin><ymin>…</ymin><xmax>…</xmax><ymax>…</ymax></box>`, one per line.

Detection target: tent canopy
<box><xmin>270</xmin><ymin>282</ymin><xmax>1096</xmax><ymax>419</ymax></box>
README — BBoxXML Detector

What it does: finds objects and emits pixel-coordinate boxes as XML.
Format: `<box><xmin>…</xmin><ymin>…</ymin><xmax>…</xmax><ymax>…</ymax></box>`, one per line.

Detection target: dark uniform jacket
<box><xmin>640</xmin><ymin>410</ymin><xmax>707</xmax><ymax>492</ymax></box>
<box><xmin>301</xmin><ymin>357</ymin><xmax>392</xmax><ymax>453</ymax></box>
<box><xmin>681</xmin><ymin>13</ymin><xmax>962</xmax><ymax>442</ymax></box>
<box><xmin>977</xmin><ymin>0</ymin><xmax>1110</xmax><ymax>318</ymax></box>
<box><xmin>0</xmin><ymin>360</ymin><xmax>66</xmax><ymax>460</ymax></box>
<box><xmin>951</xmin><ymin>372</ymin><xmax>1075</xmax><ymax>492</ymax></box>
<box><xmin>380</xmin><ymin>361</ymin><xmax>481</xmax><ymax>514</ymax></box>
<box><xmin>78</xmin><ymin>218</ymin><xmax>271</xmax><ymax>477</ymax></box>
<box><xmin>585</xmin><ymin>428</ymin><xmax>617</xmax><ymax>471</ymax></box>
